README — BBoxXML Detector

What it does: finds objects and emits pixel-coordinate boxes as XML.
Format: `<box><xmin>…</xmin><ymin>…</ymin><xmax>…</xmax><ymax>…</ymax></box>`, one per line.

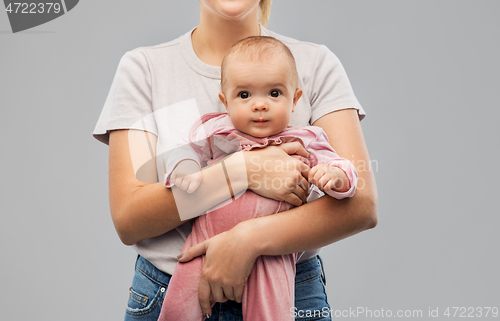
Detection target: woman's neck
<box><xmin>192</xmin><ymin>11</ymin><xmax>261</xmax><ymax>66</ymax></box>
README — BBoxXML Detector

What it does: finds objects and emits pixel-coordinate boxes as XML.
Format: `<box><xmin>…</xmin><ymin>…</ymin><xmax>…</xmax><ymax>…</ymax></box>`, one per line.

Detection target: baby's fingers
<box><xmin>322</xmin><ymin>178</ymin><xmax>336</xmax><ymax>191</ymax></box>
<box><xmin>319</xmin><ymin>173</ymin><xmax>334</xmax><ymax>189</ymax></box>
<box><xmin>180</xmin><ymin>177</ymin><xmax>192</xmax><ymax>191</ymax></box>
<box><xmin>311</xmin><ymin>168</ymin><xmax>326</xmax><ymax>186</ymax></box>
<box><xmin>186</xmin><ymin>179</ymin><xmax>202</xmax><ymax>193</ymax></box>
<box><xmin>187</xmin><ymin>172</ymin><xmax>203</xmax><ymax>193</ymax></box>
<box><xmin>173</xmin><ymin>176</ymin><xmax>183</xmax><ymax>187</ymax></box>
<box><xmin>174</xmin><ymin>177</ymin><xmax>190</xmax><ymax>191</ymax></box>
<box><xmin>308</xmin><ymin>166</ymin><xmax>319</xmax><ymax>184</ymax></box>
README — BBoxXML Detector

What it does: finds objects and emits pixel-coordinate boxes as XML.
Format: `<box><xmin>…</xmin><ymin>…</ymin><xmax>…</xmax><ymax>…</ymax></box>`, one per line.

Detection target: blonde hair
<box><xmin>221</xmin><ymin>36</ymin><xmax>298</xmax><ymax>91</ymax></box>
<box><xmin>259</xmin><ymin>0</ymin><xmax>272</xmax><ymax>27</ymax></box>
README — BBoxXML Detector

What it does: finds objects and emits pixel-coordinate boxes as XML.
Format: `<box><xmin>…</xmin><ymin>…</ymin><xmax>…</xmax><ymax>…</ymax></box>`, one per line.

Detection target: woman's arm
<box><xmin>252</xmin><ymin>108</ymin><xmax>378</xmax><ymax>249</ymax></box>
<box><xmin>245</xmin><ymin>108</ymin><xmax>377</xmax><ymax>252</ymax></box>
<box><xmin>108</xmin><ymin>128</ymin><xmax>312</xmax><ymax>245</ymax></box>
<box><xmin>178</xmin><ymin>108</ymin><xmax>378</xmax><ymax>315</ymax></box>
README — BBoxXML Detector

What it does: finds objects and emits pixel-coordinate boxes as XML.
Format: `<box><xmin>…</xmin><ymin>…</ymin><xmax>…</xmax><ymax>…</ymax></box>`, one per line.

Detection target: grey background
<box><xmin>1</xmin><ymin>1</ymin><xmax>499</xmax><ymax>320</ymax></box>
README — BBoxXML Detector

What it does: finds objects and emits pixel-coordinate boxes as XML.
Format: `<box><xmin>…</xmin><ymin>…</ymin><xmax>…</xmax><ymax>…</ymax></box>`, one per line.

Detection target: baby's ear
<box><xmin>293</xmin><ymin>88</ymin><xmax>303</xmax><ymax>108</ymax></box>
<box><xmin>219</xmin><ymin>92</ymin><xmax>229</xmax><ymax>110</ymax></box>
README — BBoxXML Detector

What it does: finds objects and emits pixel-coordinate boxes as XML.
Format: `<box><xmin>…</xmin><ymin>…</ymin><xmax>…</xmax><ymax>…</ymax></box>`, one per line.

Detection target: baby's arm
<box><xmin>170</xmin><ymin>159</ymin><xmax>203</xmax><ymax>194</ymax></box>
<box><xmin>305</xmin><ymin>126</ymin><xmax>358</xmax><ymax>199</ymax></box>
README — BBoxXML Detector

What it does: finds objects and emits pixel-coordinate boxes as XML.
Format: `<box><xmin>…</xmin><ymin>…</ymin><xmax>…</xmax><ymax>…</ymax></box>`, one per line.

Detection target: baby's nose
<box><xmin>252</xmin><ymin>99</ymin><xmax>268</xmax><ymax>111</ymax></box>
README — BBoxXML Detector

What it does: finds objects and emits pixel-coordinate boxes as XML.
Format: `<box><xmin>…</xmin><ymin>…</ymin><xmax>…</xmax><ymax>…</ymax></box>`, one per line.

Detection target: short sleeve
<box><xmin>309</xmin><ymin>45</ymin><xmax>366</xmax><ymax>124</ymax></box>
<box><xmin>92</xmin><ymin>49</ymin><xmax>158</xmax><ymax>145</ymax></box>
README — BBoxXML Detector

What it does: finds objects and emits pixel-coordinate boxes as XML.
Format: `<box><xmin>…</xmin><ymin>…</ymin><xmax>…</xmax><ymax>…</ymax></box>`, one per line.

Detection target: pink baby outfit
<box><xmin>159</xmin><ymin>113</ymin><xmax>357</xmax><ymax>321</ymax></box>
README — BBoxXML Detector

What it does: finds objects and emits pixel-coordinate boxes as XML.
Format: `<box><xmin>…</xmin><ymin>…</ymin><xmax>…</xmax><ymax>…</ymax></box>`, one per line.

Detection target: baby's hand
<box><xmin>170</xmin><ymin>160</ymin><xmax>203</xmax><ymax>193</ymax></box>
<box><xmin>308</xmin><ymin>164</ymin><xmax>349</xmax><ymax>193</ymax></box>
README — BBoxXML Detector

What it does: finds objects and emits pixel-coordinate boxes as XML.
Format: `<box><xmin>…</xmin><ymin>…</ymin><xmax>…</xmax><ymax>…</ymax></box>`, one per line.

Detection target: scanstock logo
<box><xmin>3</xmin><ymin>0</ymin><xmax>79</xmax><ymax>33</ymax></box>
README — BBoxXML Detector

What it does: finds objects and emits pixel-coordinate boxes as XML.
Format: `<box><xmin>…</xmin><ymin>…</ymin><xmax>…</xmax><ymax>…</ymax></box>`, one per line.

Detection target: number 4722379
<box><xmin>5</xmin><ymin>3</ymin><xmax>62</xmax><ymax>14</ymax></box>
<box><xmin>443</xmin><ymin>307</ymin><xmax>498</xmax><ymax>318</ymax></box>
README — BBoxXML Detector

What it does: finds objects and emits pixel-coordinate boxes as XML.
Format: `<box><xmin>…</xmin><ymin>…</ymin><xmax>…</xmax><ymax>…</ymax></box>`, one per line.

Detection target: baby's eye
<box><xmin>238</xmin><ymin>91</ymin><xmax>250</xmax><ymax>99</ymax></box>
<box><xmin>270</xmin><ymin>90</ymin><xmax>282</xmax><ymax>98</ymax></box>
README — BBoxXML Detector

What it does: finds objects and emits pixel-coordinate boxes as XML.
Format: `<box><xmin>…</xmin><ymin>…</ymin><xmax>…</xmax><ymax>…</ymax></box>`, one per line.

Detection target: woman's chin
<box><xmin>218</xmin><ymin>9</ymin><xmax>253</xmax><ymax>20</ymax></box>
<box><xmin>210</xmin><ymin>1</ymin><xmax>260</xmax><ymax>21</ymax></box>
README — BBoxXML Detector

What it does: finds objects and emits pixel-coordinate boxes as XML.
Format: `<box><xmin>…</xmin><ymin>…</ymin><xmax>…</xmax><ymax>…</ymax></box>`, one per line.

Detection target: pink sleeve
<box><xmin>305</xmin><ymin>127</ymin><xmax>358</xmax><ymax>199</ymax></box>
<box><xmin>164</xmin><ymin>115</ymin><xmax>224</xmax><ymax>187</ymax></box>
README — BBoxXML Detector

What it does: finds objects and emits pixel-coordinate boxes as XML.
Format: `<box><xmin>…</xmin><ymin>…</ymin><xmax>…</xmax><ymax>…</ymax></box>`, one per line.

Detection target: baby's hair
<box><xmin>220</xmin><ymin>36</ymin><xmax>298</xmax><ymax>91</ymax></box>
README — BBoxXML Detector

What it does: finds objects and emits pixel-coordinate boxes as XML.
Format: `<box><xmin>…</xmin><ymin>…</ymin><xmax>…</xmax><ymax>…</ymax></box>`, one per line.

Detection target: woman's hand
<box><xmin>243</xmin><ymin>142</ymin><xmax>311</xmax><ymax>207</ymax></box>
<box><xmin>177</xmin><ymin>222</ymin><xmax>259</xmax><ymax>317</ymax></box>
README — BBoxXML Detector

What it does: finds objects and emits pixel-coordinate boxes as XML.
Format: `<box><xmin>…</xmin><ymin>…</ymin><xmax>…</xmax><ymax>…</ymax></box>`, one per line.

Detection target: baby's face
<box><xmin>219</xmin><ymin>57</ymin><xmax>302</xmax><ymax>138</ymax></box>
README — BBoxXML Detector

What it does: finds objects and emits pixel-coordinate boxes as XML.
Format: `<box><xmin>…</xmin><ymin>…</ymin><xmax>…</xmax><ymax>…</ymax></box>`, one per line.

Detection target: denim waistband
<box><xmin>135</xmin><ymin>255</ymin><xmax>171</xmax><ymax>288</ymax></box>
<box><xmin>295</xmin><ymin>255</ymin><xmax>326</xmax><ymax>286</ymax></box>
<box><xmin>136</xmin><ymin>254</ymin><xmax>325</xmax><ymax>287</ymax></box>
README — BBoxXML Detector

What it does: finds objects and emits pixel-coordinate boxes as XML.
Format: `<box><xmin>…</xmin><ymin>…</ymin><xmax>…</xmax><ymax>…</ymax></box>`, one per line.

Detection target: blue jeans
<box><xmin>124</xmin><ymin>255</ymin><xmax>331</xmax><ymax>321</ymax></box>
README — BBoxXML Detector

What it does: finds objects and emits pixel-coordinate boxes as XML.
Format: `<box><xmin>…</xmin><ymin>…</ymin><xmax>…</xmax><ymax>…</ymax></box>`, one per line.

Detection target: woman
<box><xmin>93</xmin><ymin>0</ymin><xmax>377</xmax><ymax>320</ymax></box>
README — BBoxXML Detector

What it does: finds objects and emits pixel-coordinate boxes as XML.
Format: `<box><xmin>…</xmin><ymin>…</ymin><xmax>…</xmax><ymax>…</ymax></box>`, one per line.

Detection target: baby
<box><xmin>159</xmin><ymin>36</ymin><xmax>358</xmax><ymax>321</ymax></box>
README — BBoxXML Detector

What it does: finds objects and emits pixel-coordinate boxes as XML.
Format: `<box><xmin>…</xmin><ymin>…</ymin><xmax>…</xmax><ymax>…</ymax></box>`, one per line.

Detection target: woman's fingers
<box><xmin>177</xmin><ymin>240</ymin><xmax>208</xmax><ymax>263</ymax></box>
<box><xmin>210</xmin><ymin>284</ymin><xmax>228</xmax><ymax>303</ymax></box>
<box><xmin>298</xmin><ymin>172</ymin><xmax>310</xmax><ymax>195</ymax></box>
<box><xmin>298</xmin><ymin>161</ymin><xmax>311</xmax><ymax>181</ymax></box>
<box><xmin>284</xmin><ymin>177</ymin><xmax>308</xmax><ymax>205</ymax></box>
<box><xmin>244</xmin><ymin>145</ymin><xmax>312</xmax><ymax>204</ymax></box>
<box><xmin>220</xmin><ymin>284</ymin><xmax>236</xmax><ymax>301</ymax></box>
<box><xmin>196</xmin><ymin>229</ymin><xmax>257</xmax><ymax>312</ymax></box>
<box><xmin>233</xmin><ymin>286</ymin><xmax>244</xmax><ymax>303</ymax></box>
<box><xmin>279</xmin><ymin>141</ymin><xmax>311</xmax><ymax>158</ymax></box>
<box><xmin>198</xmin><ymin>277</ymin><xmax>213</xmax><ymax>317</ymax></box>
<box><xmin>282</xmin><ymin>192</ymin><xmax>303</xmax><ymax>207</ymax></box>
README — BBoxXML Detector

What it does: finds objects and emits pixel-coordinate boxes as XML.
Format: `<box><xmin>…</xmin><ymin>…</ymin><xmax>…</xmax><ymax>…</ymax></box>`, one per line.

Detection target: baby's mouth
<box><xmin>252</xmin><ymin>119</ymin><xmax>269</xmax><ymax>125</ymax></box>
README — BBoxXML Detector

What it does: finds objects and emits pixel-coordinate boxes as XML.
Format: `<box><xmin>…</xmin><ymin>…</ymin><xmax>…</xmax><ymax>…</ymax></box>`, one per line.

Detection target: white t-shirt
<box><xmin>92</xmin><ymin>25</ymin><xmax>365</xmax><ymax>275</ymax></box>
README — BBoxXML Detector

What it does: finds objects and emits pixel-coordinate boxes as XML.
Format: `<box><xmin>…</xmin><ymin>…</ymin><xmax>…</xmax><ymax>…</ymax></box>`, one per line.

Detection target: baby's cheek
<box><xmin>230</xmin><ymin>112</ymin><xmax>246</xmax><ymax>131</ymax></box>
